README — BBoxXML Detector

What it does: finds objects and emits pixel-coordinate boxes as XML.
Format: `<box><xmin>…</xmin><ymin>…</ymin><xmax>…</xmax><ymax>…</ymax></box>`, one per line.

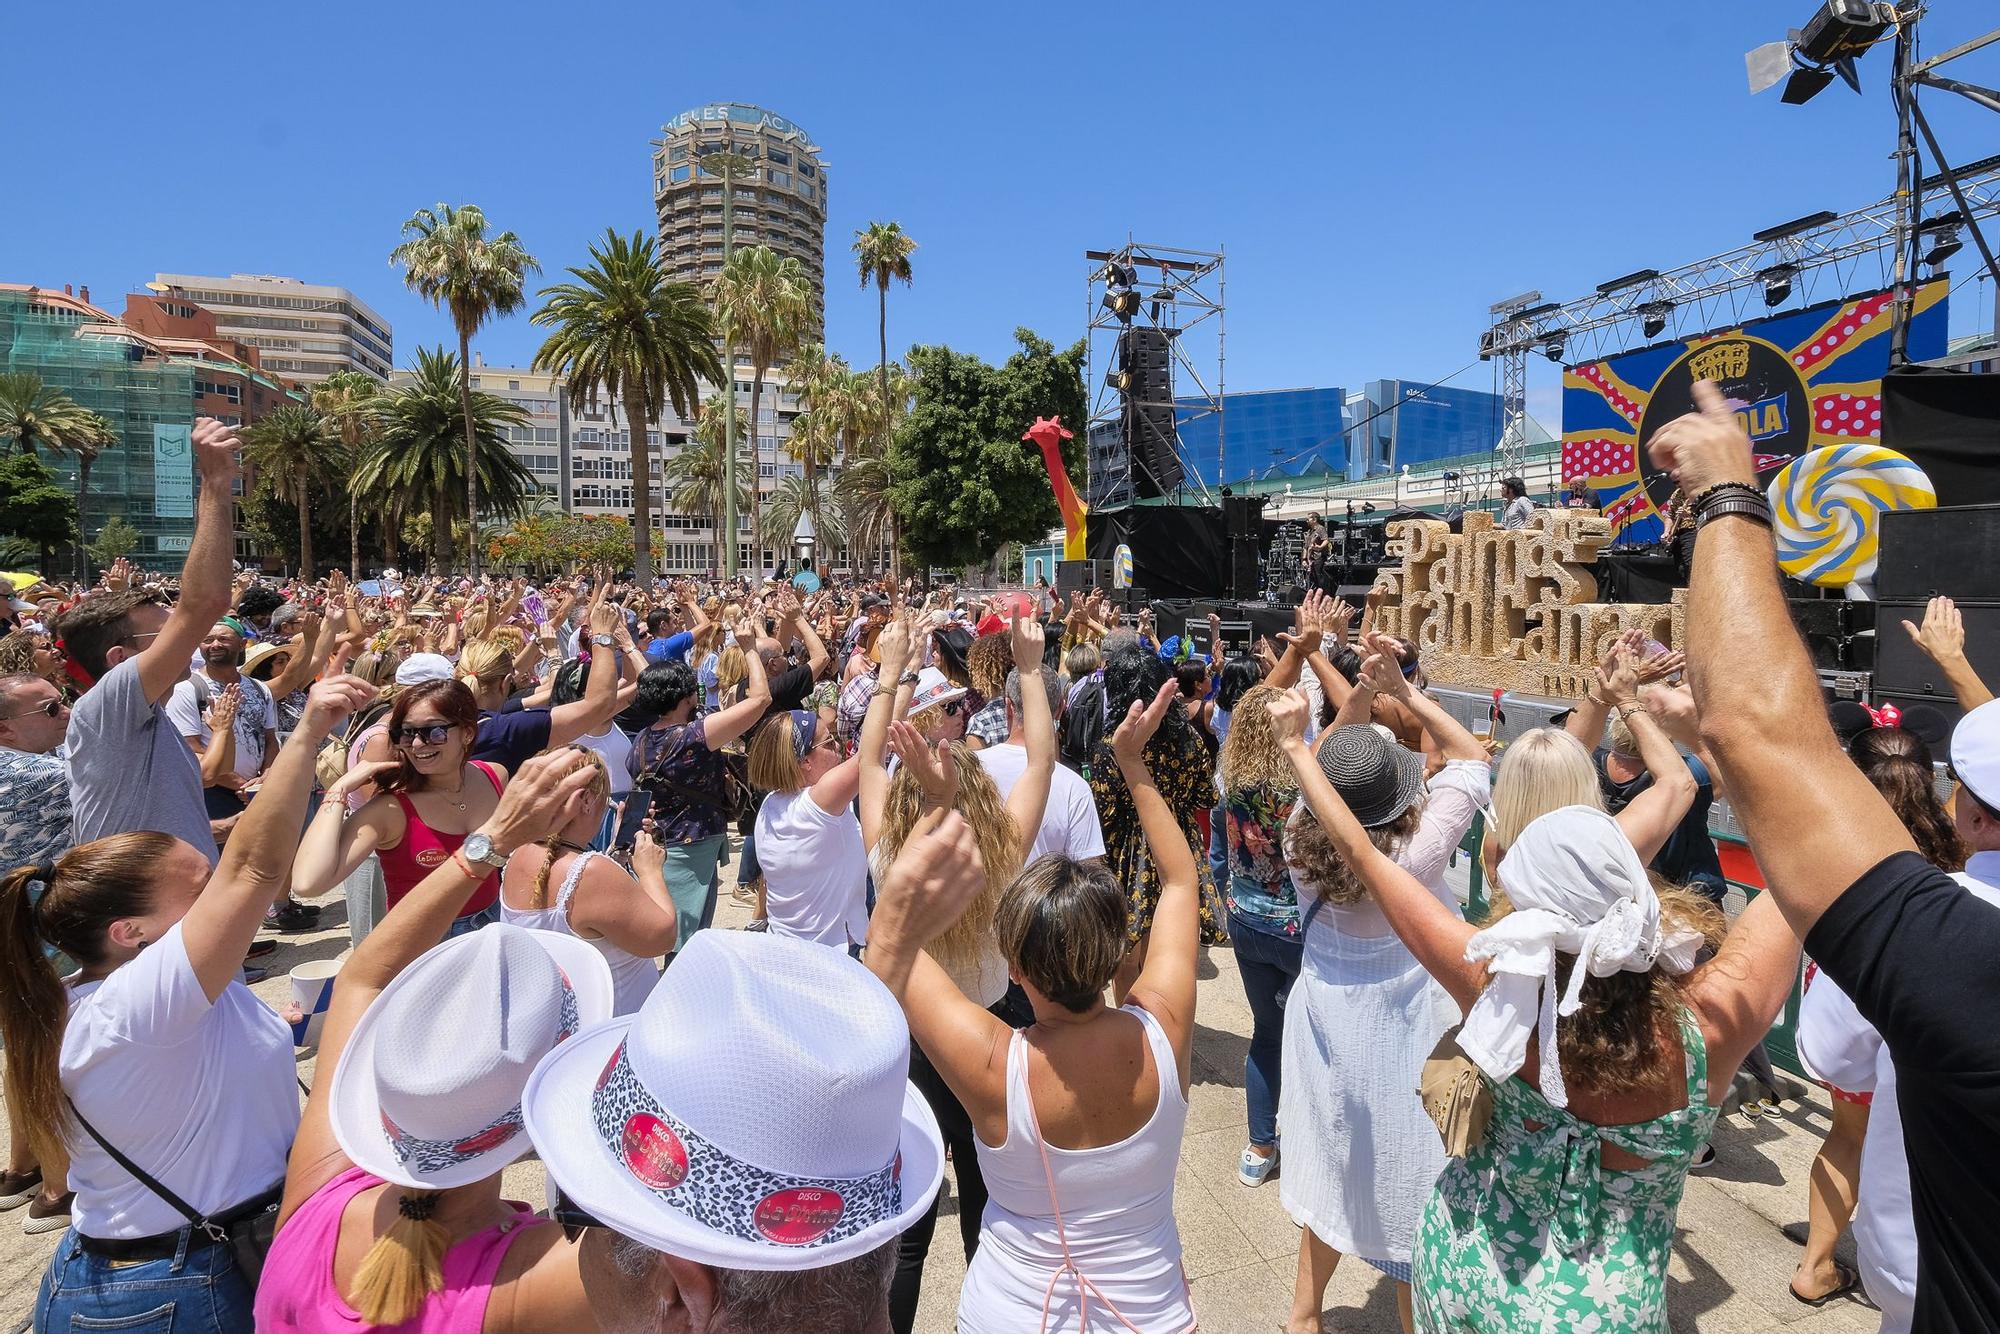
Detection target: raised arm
<box><xmin>1360</xmin><ymin>637</ymin><xmax>1487</xmax><ymax>763</ymax></box>
<box><xmin>543</xmin><ymin>600</ymin><xmax>622</xmax><ymax>748</ymax></box>
<box><xmin>182</xmin><ymin>676</ymin><xmax>375</xmax><ymax>999</ymax></box>
<box><xmin>136</xmin><ymin>419</ymin><xmax>238</xmax><ymax>704</ymax></box>
<box><xmin>1901</xmin><ymin>596</ymin><xmax>1995</xmax><ymax>712</ymax></box>
<box><xmin>1682</xmin><ymin>887</ymin><xmax>1803</xmax><ymax>1082</ymax></box>
<box><xmin>565</xmin><ymin>829</ymin><xmax>681</xmax><ymax>960</ymax></box>
<box><xmin>1118</xmin><ymin>682</ymin><xmax>1201</xmax><ymax>1083</ymax></box>
<box><xmin>1266</xmin><ymin>590</ymin><xmax>1327</xmax><ymax>691</ymax></box>
<box><xmin>782</xmin><ymin>590</ymin><xmax>830</xmax><ymax>681</ymax></box>
<box><xmin>193</xmin><ymin>684</ymin><xmax>241</xmax><ymax>789</ymax></box>
<box><xmin>1270</xmin><ymin>689</ymin><xmax>1486</xmax><ymax>1010</ymax></box>
<box><xmin>859</xmin><ymin>613</ymin><xmax>916</xmax><ymax>852</ymax></box>
<box><xmin>1590</xmin><ymin>642</ymin><xmax>1697</xmax><ymax>862</ymax></box>
<box><xmin>276</xmin><ymin>752</ymin><xmax>599</xmax><ymax>1227</ymax></box>
<box><xmin>290</xmin><ymin>762</ymin><xmax>401</xmax><ymax>896</ymax></box>
<box><xmin>699</xmin><ymin>619</ymin><xmax>772</xmax><ymax>749</ymax></box>
<box><xmin>1001</xmin><ymin>611</ymin><xmax>1053</xmax><ymax>845</ymax></box>
<box><xmin>1649</xmin><ymin>380</ymin><xmax>1914</xmax><ymax>935</ymax></box>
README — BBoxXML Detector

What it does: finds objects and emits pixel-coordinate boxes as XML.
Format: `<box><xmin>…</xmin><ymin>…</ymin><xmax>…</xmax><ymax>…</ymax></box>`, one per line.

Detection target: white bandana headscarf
<box><xmin>1458</xmin><ymin>805</ymin><xmax>1705</xmax><ymax>1108</ymax></box>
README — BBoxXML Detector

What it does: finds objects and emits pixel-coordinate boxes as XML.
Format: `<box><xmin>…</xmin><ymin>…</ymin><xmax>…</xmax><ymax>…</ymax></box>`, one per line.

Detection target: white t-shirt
<box><xmin>756</xmin><ymin>787</ymin><xmax>870</xmax><ymax>949</ymax></box>
<box><xmin>164</xmin><ymin>670</ymin><xmax>277</xmax><ymax>783</ymax></box>
<box><xmin>573</xmin><ymin>723</ymin><xmax>634</xmax><ymax>796</ymax></box>
<box><xmin>62</xmin><ymin>922</ymin><xmax>299</xmax><ymax>1238</ymax></box>
<box><xmin>972</xmin><ymin>743</ymin><xmax>1106</xmax><ymax>866</ymax></box>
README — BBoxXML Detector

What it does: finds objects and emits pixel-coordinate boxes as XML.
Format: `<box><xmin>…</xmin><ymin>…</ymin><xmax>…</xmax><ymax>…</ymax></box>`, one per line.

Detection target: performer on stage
<box><xmin>1499</xmin><ymin>477</ymin><xmax>1535</xmax><ymax>530</ymax></box>
<box><xmin>1565</xmin><ymin>478</ymin><xmax>1600</xmax><ymax>510</ymax></box>
<box><xmin>1303</xmin><ymin>514</ymin><xmax>1332</xmax><ymax>595</ymax></box>
<box><xmin>1659</xmin><ymin>484</ymin><xmax>1696</xmax><ymax>580</ymax></box>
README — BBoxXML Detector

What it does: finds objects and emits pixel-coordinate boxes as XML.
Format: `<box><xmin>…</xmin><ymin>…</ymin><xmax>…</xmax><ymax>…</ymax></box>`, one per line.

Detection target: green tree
<box><xmin>852</xmin><ymin>220</ymin><xmax>916</xmax><ymax>466</ymax></box>
<box><xmin>86</xmin><ymin>516</ymin><xmax>141</xmax><ymax>566</ymax></box>
<box><xmin>668</xmin><ymin>391</ymin><xmax>751</xmax><ymax>572</ymax></box>
<box><xmin>532</xmin><ymin>228</ymin><xmax>721</xmax><ymax>584</ymax></box>
<box><xmin>0</xmin><ymin>374</ymin><xmax>114</xmax><ymax>580</ymax></box>
<box><xmin>785</xmin><ymin>344</ymin><xmax>853</xmax><ymax>547</ymax></box>
<box><xmin>311</xmin><ymin>370</ymin><xmax>384</xmax><ymax>580</ymax></box>
<box><xmin>244</xmin><ymin>404</ymin><xmax>345</xmax><ymax>576</ymax></box>
<box><xmin>0</xmin><ymin>453</ymin><xmax>79</xmax><ymax>574</ymax></box>
<box><xmin>353</xmin><ymin>347</ymin><xmax>534</xmax><ymax>573</ymax></box>
<box><xmin>390</xmin><ymin>202</ymin><xmax>539</xmax><ymax>577</ymax></box>
<box><xmin>710</xmin><ymin>245</ymin><xmax>814</xmax><ymax>574</ymax></box>
<box><xmin>762</xmin><ymin>471</ymin><xmax>844</xmax><ymax>568</ymax></box>
<box><xmin>890</xmin><ymin>329</ymin><xmax>1086</xmax><ymax>574</ymax></box>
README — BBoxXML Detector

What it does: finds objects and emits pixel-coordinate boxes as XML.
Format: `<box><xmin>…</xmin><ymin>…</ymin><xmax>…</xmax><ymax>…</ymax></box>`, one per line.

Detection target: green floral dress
<box><xmin>1412</xmin><ymin>1009</ymin><xmax>1718</xmax><ymax>1332</ymax></box>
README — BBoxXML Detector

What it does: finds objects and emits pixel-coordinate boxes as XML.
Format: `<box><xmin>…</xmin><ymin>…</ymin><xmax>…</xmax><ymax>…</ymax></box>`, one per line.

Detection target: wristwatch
<box><xmin>592</xmin><ymin>633</ymin><xmax>616</xmax><ymax>647</ymax></box>
<box><xmin>461</xmin><ymin>831</ymin><xmax>509</xmax><ymax>870</ymax></box>
<box><xmin>899</xmin><ymin>671</ymin><xmax>920</xmax><ymax>687</ymax></box>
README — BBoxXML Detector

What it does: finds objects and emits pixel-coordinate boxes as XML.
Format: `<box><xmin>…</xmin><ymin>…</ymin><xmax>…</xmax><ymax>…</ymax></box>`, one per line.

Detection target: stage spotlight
<box><xmin>1923</xmin><ymin>227</ymin><xmax>1964</xmax><ymax>267</ymax></box>
<box><xmin>1541</xmin><ymin>335</ymin><xmax>1568</xmax><ymax>363</ymax></box>
<box><xmin>1102</xmin><ymin>287</ymin><xmax>1140</xmax><ymax>321</ymax></box>
<box><xmin>1759</xmin><ymin>263</ymin><xmax>1798</xmax><ymax>306</ymax></box>
<box><xmin>1106</xmin><ymin>368</ymin><xmax>1133</xmax><ymax>393</ymax></box>
<box><xmin>1640</xmin><ymin>301</ymin><xmax>1675</xmax><ymax>339</ymax></box>
<box><xmin>1749</xmin><ymin>0</ymin><xmax>1895</xmax><ymax>104</ymax></box>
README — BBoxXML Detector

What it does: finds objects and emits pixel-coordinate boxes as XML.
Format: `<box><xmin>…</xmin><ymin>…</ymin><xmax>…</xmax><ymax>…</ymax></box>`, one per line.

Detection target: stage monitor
<box><xmin>1560</xmin><ymin>280</ymin><xmax>1949</xmax><ymax>542</ymax></box>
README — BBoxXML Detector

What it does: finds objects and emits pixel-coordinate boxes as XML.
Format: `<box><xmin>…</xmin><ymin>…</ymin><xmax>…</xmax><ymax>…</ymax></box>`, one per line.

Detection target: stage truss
<box><xmin>1084</xmin><ymin>240</ymin><xmax>1224</xmax><ymax>510</ymax></box>
<box><xmin>1477</xmin><ymin>11</ymin><xmax>2000</xmax><ymax>503</ymax></box>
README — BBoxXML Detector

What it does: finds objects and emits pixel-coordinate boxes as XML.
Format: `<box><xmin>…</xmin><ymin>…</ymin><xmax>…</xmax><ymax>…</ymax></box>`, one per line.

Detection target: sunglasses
<box><xmin>941</xmin><ymin>698</ymin><xmax>967</xmax><ymax>718</ymax></box>
<box><xmin>390</xmin><ymin>723</ymin><xmax>456</xmax><ymax>747</ymax></box>
<box><xmin>1</xmin><ymin>698</ymin><xmax>62</xmax><ymax>721</ymax></box>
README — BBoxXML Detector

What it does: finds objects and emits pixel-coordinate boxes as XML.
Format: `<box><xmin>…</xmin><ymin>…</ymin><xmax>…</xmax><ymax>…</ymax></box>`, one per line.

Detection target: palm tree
<box><xmin>785</xmin><ymin>344</ymin><xmax>854</xmax><ymax>544</ymax></box>
<box><xmin>531</xmin><ymin>228</ymin><xmax>721</xmax><ymax>584</ymax></box>
<box><xmin>709</xmin><ymin>245</ymin><xmax>814</xmax><ymax>576</ymax></box>
<box><xmin>244</xmin><ymin>404</ymin><xmax>343</xmax><ymax>577</ymax></box>
<box><xmin>851</xmin><ymin>221</ymin><xmax>916</xmax><ymax>460</ymax></box>
<box><xmin>837</xmin><ymin>362</ymin><xmax>912</xmax><ymax>576</ymax></box>
<box><xmin>835</xmin><ymin>452</ymin><xmax>896</xmax><ymax>577</ymax></box>
<box><xmin>763</xmin><ymin>471</ymin><xmax>844</xmax><ymax>570</ymax></box>
<box><xmin>353</xmin><ymin>347</ymin><xmax>534</xmax><ymax>573</ymax></box>
<box><xmin>668</xmin><ymin>391</ymin><xmax>750</xmax><ymax>572</ymax></box>
<box><xmin>0</xmin><ymin>374</ymin><xmax>116</xmax><ymax>581</ymax></box>
<box><xmin>390</xmin><ymin>203</ymin><xmax>539</xmax><ymax>576</ymax></box>
<box><xmin>311</xmin><ymin>370</ymin><xmax>384</xmax><ymax>579</ymax></box>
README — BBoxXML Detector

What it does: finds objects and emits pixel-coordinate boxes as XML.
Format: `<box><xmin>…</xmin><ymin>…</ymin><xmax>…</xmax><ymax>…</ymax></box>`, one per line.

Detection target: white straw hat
<box><xmin>331</xmin><ymin>925</ymin><xmax>614</xmax><ymax>1190</ymax></box>
<box><xmin>523</xmin><ymin>930</ymin><xmax>943</xmax><ymax>1270</ymax></box>
<box><xmin>908</xmin><ymin>666</ymin><xmax>967</xmax><ymax>715</ymax></box>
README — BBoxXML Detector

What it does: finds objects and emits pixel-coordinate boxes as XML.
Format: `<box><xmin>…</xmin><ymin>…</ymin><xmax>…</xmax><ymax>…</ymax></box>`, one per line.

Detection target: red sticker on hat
<box><xmin>452</xmin><ymin>1122</ymin><xmax>517</xmax><ymax>1156</ymax></box>
<box><xmin>753</xmin><ymin>1187</ymin><xmax>845</xmax><ymax>1246</ymax></box>
<box><xmin>621</xmin><ymin>1114</ymin><xmax>688</xmax><ymax>1190</ymax></box>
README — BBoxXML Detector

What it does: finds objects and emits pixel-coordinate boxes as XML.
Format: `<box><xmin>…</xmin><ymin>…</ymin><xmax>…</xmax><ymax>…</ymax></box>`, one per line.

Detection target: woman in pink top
<box><xmin>296</xmin><ymin>681</ymin><xmax>509</xmax><ymax>937</ymax></box>
<box><xmin>257</xmin><ymin>751</ymin><xmax>612</xmax><ymax>1332</ymax></box>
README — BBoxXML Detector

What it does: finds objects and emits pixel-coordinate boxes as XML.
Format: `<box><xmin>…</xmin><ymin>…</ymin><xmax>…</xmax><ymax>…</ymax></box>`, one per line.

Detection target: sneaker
<box><xmin>1690</xmin><ymin>1142</ymin><xmax>1718</xmax><ymax>1171</ymax></box>
<box><xmin>244</xmin><ymin>938</ymin><xmax>278</xmax><ymax>960</ymax></box>
<box><xmin>0</xmin><ymin>1170</ymin><xmax>41</xmax><ymax>1210</ymax></box>
<box><xmin>1238</xmin><ymin>1142</ymin><xmax>1279</xmax><ymax>1188</ymax></box>
<box><xmin>242</xmin><ymin>966</ymin><xmax>271</xmax><ymax>985</ymax></box>
<box><xmin>22</xmin><ymin>1192</ymin><xmax>72</xmax><ymax>1235</ymax></box>
<box><xmin>267</xmin><ymin>902</ymin><xmax>319</xmax><ymax>934</ymax></box>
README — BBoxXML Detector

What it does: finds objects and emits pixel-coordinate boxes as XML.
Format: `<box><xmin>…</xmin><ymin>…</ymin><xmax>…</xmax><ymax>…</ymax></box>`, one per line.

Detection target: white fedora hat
<box><xmin>331</xmin><ymin>924</ymin><xmax>614</xmax><ymax>1191</ymax></box>
<box><xmin>908</xmin><ymin>666</ymin><xmax>967</xmax><ymax>715</ymax></box>
<box><xmin>524</xmin><ymin>930</ymin><xmax>943</xmax><ymax>1271</ymax></box>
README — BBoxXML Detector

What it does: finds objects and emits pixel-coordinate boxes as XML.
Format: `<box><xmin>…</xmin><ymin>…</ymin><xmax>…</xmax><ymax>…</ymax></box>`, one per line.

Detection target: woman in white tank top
<box><xmin>868</xmin><ymin>679</ymin><xmax>1200</xmax><ymax>1333</ymax></box>
<box><xmin>499</xmin><ymin>748</ymin><xmax>677</xmax><ymax>1015</ymax></box>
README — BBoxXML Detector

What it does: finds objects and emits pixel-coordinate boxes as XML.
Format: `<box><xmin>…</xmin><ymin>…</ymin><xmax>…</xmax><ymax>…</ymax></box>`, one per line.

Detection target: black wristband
<box><xmin>1690</xmin><ymin>480</ymin><xmax>1762</xmax><ymax>508</ymax></box>
<box><xmin>1695</xmin><ymin>492</ymin><xmax>1774</xmax><ymax>530</ymax></box>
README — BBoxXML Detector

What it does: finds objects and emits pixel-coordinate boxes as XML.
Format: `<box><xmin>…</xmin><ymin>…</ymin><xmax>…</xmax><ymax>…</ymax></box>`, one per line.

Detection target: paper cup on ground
<box><xmin>288</xmin><ymin>958</ymin><xmax>342</xmax><ymax>1047</ymax></box>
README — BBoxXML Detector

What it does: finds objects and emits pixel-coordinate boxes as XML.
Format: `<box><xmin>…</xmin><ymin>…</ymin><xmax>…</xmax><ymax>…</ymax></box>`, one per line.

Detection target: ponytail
<box><xmin>532</xmin><ymin>747</ymin><xmax>612</xmax><ymax>910</ymax></box>
<box><xmin>1864</xmin><ymin>753</ymin><xmax>1967</xmax><ymax>872</ymax></box>
<box><xmin>0</xmin><ymin>866</ymin><xmax>73</xmax><ymax>1172</ymax></box>
<box><xmin>349</xmin><ymin>1190</ymin><xmax>449</xmax><ymax>1326</ymax></box>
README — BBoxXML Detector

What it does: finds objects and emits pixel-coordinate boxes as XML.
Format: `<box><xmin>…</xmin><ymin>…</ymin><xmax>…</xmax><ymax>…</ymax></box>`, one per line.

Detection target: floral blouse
<box><xmin>1220</xmin><ymin>780</ymin><xmax>1301</xmax><ymax>937</ymax></box>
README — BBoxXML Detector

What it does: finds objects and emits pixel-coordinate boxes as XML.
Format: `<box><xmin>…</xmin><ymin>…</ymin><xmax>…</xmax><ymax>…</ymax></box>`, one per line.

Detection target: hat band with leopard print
<box><xmin>590</xmin><ymin>1039</ymin><xmax>902</xmax><ymax>1248</ymax></box>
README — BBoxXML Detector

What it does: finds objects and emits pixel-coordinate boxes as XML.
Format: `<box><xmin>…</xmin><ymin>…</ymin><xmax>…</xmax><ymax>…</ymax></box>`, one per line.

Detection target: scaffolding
<box><xmin>1</xmin><ymin>291</ymin><xmax>196</xmax><ymax>571</ymax></box>
<box><xmin>1084</xmin><ymin>241</ymin><xmax>1224</xmax><ymax>511</ymax></box>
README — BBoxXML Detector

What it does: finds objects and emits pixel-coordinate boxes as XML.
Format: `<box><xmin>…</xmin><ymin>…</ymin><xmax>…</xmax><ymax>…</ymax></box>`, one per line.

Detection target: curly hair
<box><xmin>1217</xmin><ymin>684</ymin><xmax>1297</xmax><ymax>794</ymax></box>
<box><xmin>1850</xmin><ymin>727</ymin><xmax>1967</xmax><ymax>871</ymax></box>
<box><xmin>966</xmin><ymin>634</ymin><xmax>1014</xmax><ymax>700</ymax></box>
<box><xmin>876</xmin><ymin>742</ymin><xmax>1022</xmax><ymax>980</ymax></box>
<box><xmin>1284</xmin><ymin>800</ymin><xmax>1423</xmax><ymax>906</ymax></box>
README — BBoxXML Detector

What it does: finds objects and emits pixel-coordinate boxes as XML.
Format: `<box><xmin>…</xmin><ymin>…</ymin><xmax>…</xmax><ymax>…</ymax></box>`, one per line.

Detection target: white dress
<box><xmin>500</xmin><ymin>851</ymin><xmax>660</xmax><ymax>1016</ymax></box>
<box><xmin>1276</xmin><ymin>759</ymin><xmax>1488</xmax><ymax>1268</ymax></box>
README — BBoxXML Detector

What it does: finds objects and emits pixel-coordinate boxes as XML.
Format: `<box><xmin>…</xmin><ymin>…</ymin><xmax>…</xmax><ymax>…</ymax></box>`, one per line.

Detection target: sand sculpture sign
<box><xmin>1369</xmin><ymin>509</ymin><xmax>1685</xmax><ymax>700</ymax></box>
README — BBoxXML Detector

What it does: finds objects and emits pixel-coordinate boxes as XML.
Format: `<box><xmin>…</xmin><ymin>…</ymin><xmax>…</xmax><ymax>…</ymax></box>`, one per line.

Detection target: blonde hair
<box><xmin>349</xmin><ymin>1190</ymin><xmax>449</xmax><ymax>1326</ymax></box>
<box><xmin>1488</xmin><ymin>727</ymin><xmax>1604</xmax><ymax>855</ymax></box>
<box><xmin>351</xmin><ymin>651</ymin><xmax>397</xmax><ymax>689</ymax></box>
<box><xmin>486</xmin><ymin>624</ymin><xmax>526</xmax><ymax>655</ymax></box>
<box><xmin>714</xmin><ymin>644</ymin><xmax>748</xmax><ymax>703</ymax></box>
<box><xmin>527</xmin><ymin>749</ymin><xmax>611</xmax><ymax>909</ymax></box>
<box><xmin>456</xmin><ymin>639</ymin><xmax>513</xmax><ymax>691</ymax></box>
<box><xmin>1217</xmin><ymin>685</ymin><xmax>1297</xmax><ymax>795</ymax></box>
<box><xmin>877</xmin><ymin>743</ymin><xmax>1021</xmax><ymax>976</ymax></box>
<box><xmin>747</xmin><ymin>713</ymin><xmax>805</xmax><ymax>793</ymax></box>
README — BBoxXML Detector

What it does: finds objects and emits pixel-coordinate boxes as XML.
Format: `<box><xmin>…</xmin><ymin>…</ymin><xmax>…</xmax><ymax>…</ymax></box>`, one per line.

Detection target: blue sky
<box><xmin>10</xmin><ymin>1</ymin><xmax>1995</xmax><ymax>429</ymax></box>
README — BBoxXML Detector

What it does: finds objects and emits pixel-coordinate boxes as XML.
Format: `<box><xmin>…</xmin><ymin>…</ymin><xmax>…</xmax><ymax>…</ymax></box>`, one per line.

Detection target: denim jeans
<box><xmin>1230</xmin><ymin>913</ymin><xmax>1303</xmax><ymax>1149</ymax></box>
<box><xmin>1207</xmin><ymin>802</ymin><xmax>1229</xmax><ymax>890</ymax></box>
<box><xmin>444</xmin><ymin>902</ymin><xmax>502</xmax><ymax>939</ymax></box>
<box><xmin>38</xmin><ymin>1226</ymin><xmax>255</xmax><ymax>1332</ymax></box>
<box><xmin>342</xmin><ymin>853</ymin><xmax>387</xmax><ymax>950</ymax></box>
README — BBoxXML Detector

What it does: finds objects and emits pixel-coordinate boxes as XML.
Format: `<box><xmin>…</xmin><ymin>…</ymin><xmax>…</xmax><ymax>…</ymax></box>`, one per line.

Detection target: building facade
<box><xmin>1176</xmin><ymin>387</ymin><xmax>1348</xmax><ymax>489</ymax></box>
<box><xmin>1342</xmin><ymin>380</ymin><xmax>1506</xmax><ymax>479</ymax></box>
<box><xmin>652</xmin><ymin>104</ymin><xmax>828</xmax><ymax>319</ymax></box>
<box><xmin>153</xmin><ymin>272</ymin><xmax>393</xmax><ymax>383</ymax></box>
<box><xmin>0</xmin><ymin>283</ymin><xmax>305</xmax><ymax>571</ymax></box>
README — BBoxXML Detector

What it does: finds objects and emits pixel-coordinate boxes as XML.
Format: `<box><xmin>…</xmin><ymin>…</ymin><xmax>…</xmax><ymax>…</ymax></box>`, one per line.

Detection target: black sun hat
<box><xmin>1316</xmin><ymin>724</ymin><xmax>1427</xmax><ymax>828</ymax></box>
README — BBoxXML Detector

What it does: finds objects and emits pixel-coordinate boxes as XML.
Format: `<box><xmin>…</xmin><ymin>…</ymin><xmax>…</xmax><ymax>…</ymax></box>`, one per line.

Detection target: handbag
<box><xmin>67</xmin><ymin>1098</ymin><xmax>284</xmax><ymax>1285</ymax></box>
<box><xmin>1417</xmin><ymin>1027</ymin><xmax>1493</xmax><ymax>1158</ymax></box>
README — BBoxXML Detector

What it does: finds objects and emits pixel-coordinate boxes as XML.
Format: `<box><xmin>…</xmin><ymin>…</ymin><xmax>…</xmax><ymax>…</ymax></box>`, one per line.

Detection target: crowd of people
<box><xmin>1</xmin><ymin>390</ymin><xmax>1998</xmax><ymax>1332</ymax></box>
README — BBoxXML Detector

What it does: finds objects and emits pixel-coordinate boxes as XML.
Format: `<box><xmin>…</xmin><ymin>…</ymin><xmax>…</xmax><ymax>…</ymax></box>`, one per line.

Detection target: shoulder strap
<box><xmin>1678</xmin><ymin>1006</ymin><xmax>1708</xmax><ymax>1100</ymax></box>
<box><xmin>555</xmin><ymin>851</ymin><xmax>599</xmax><ymax>915</ymax></box>
<box><xmin>65</xmin><ymin>1096</ymin><xmax>221</xmax><ymax>1240</ymax></box>
<box><xmin>1299</xmin><ymin>888</ymin><xmax>1329</xmax><ymax>937</ymax></box>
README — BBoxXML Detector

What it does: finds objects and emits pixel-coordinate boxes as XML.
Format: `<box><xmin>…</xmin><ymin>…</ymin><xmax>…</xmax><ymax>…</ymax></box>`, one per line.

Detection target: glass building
<box><xmin>1343</xmin><ymin>380</ymin><xmax>1506</xmax><ymax>478</ymax></box>
<box><xmin>1176</xmin><ymin>387</ymin><xmax>1347</xmax><ymax>489</ymax></box>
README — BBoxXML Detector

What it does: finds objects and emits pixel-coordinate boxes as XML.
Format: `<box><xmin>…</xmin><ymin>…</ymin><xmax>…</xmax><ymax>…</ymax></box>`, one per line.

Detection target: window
<box><xmin>799</xmin><ymin>161</ymin><xmax>816</xmax><ymax>179</ymax></box>
<box><xmin>670</xmin><ymin>165</ymin><xmax>692</xmax><ymax>183</ymax></box>
<box><xmin>669</xmin><ymin>145</ymin><xmax>687</xmax><ymax>162</ymax></box>
<box><xmin>509</xmin><ymin>379</ymin><xmax>520</xmax><ymax>391</ymax></box>
<box><xmin>766</xmin><ymin>169</ymin><xmax>790</xmax><ymax>188</ymax></box>
<box><xmin>767</xmin><ymin>147</ymin><xmax>790</xmax><ymax>166</ymax></box>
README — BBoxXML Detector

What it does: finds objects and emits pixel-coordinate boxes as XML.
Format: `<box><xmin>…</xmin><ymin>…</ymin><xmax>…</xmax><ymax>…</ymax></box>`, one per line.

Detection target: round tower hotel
<box><xmin>652</xmin><ymin>103</ymin><xmax>827</xmax><ymax>316</ymax></box>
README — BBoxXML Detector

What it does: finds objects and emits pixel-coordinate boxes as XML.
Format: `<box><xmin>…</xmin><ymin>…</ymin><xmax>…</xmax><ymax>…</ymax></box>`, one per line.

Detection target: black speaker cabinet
<box><xmin>1877</xmin><ymin>505</ymin><xmax>2000</xmax><ymax>601</ymax></box>
<box><xmin>1055</xmin><ymin>559</ymin><xmax>1113</xmax><ymax>596</ymax></box>
<box><xmin>1873</xmin><ymin>596</ymin><xmax>2000</xmax><ymax>704</ymax></box>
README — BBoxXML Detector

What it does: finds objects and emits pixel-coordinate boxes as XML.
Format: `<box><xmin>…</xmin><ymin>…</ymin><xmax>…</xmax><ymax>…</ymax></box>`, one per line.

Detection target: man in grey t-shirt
<box><xmin>52</xmin><ymin>418</ymin><xmax>244</xmax><ymax>867</ymax></box>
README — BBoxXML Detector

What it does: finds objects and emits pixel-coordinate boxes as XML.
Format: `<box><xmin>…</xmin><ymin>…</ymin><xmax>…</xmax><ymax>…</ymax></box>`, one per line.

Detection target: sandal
<box><xmin>1789</xmin><ymin>1261</ymin><xmax>1860</xmax><ymax>1307</ymax></box>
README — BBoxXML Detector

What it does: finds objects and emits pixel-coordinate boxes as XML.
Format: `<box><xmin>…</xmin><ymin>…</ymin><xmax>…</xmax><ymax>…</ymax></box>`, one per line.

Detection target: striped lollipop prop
<box><xmin>1766</xmin><ymin>444</ymin><xmax>1935</xmax><ymax>595</ymax></box>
